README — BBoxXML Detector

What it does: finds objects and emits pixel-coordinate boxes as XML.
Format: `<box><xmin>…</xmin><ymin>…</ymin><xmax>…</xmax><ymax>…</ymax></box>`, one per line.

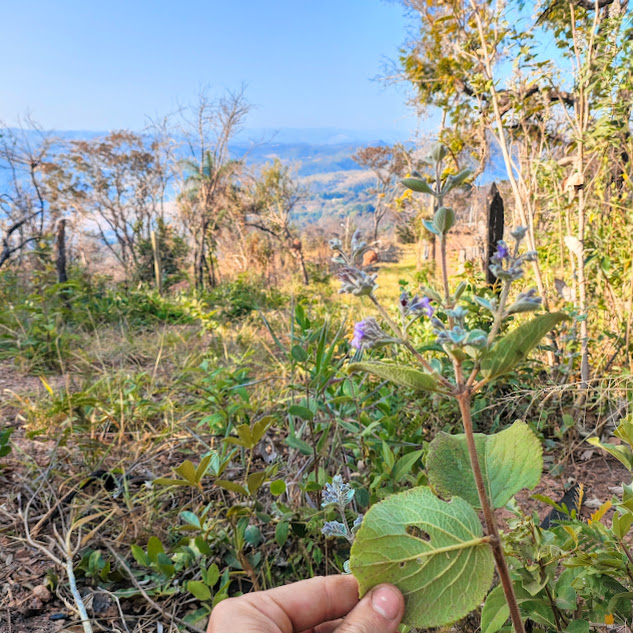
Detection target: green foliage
<box><xmin>348</xmin><ymin>361</ymin><xmax>441</xmax><ymax>393</ymax></box>
<box><xmin>426</xmin><ymin>421</ymin><xmax>543</xmax><ymax>509</ymax></box>
<box><xmin>481</xmin><ymin>313</ymin><xmax>570</xmax><ymax>381</ymax></box>
<box><xmin>0</xmin><ymin>426</ymin><xmax>14</xmax><ymax>466</ymax></box>
<box><xmin>350</xmin><ymin>486</ymin><xmax>494</xmax><ymax>627</ymax></box>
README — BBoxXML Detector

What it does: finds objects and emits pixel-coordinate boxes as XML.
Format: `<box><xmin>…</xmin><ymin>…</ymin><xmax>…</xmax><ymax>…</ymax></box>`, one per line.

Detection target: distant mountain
<box><xmin>1</xmin><ymin>127</ymin><xmax>507</xmax><ymax>226</ymax></box>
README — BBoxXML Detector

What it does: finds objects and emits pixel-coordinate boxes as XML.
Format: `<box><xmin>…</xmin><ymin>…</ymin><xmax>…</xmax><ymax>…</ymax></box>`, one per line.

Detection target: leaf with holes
<box><xmin>350</xmin><ymin>486</ymin><xmax>494</xmax><ymax>628</ymax></box>
<box><xmin>426</xmin><ymin>421</ymin><xmax>542</xmax><ymax>509</ymax></box>
<box><xmin>481</xmin><ymin>313</ymin><xmax>569</xmax><ymax>380</ymax></box>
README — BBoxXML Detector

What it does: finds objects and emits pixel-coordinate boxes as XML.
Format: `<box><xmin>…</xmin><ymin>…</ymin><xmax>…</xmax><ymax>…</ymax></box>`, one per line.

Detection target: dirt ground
<box><xmin>1</xmin><ymin>360</ymin><xmax>632</xmax><ymax>632</ymax></box>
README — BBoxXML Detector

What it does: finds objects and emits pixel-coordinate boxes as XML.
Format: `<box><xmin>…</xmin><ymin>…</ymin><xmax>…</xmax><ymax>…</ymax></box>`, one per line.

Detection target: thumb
<box><xmin>335</xmin><ymin>584</ymin><xmax>404</xmax><ymax>633</ymax></box>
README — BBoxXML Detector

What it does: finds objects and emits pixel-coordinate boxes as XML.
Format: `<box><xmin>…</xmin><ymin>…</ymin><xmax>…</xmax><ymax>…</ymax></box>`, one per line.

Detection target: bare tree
<box><xmin>246</xmin><ymin>159</ymin><xmax>309</xmax><ymax>284</ymax></box>
<box><xmin>177</xmin><ymin>88</ymin><xmax>251</xmax><ymax>289</ymax></box>
<box><xmin>0</xmin><ymin>119</ymin><xmax>55</xmax><ymax>269</ymax></box>
<box><xmin>352</xmin><ymin>144</ymin><xmax>409</xmax><ymax>241</ymax></box>
<box><xmin>51</xmin><ymin>130</ymin><xmax>169</xmax><ymax>278</ymax></box>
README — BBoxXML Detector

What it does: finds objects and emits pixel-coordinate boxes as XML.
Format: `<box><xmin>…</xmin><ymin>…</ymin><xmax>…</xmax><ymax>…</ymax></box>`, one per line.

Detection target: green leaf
<box><xmin>286</xmin><ymin>434</ymin><xmax>313</xmax><ymax>455</ymax></box>
<box><xmin>433</xmin><ymin>206</ymin><xmax>456</xmax><ymax>234</ymax></box>
<box><xmin>180</xmin><ymin>511</ymin><xmax>201</xmax><ymax>528</ymax></box>
<box><xmin>291</xmin><ymin>345</ymin><xmax>308</xmax><ymax>362</ymax></box>
<box><xmin>205</xmin><ymin>563</ymin><xmax>220</xmax><ymax>587</ymax></box>
<box><xmin>481</xmin><ymin>313</ymin><xmax>569</xmax><ymax>380</ymax></box>
<box><xmin>130</xmin><ymin>544</ymin><xmax>149</xmax><ymax>567</ymax></box>
<box><xmin>565</xmin><ymin>621</ymin><xmax>590</xmax><ymax>633</ymax></box>
<box><xmin>401</xmin><ymin>177</ymin><xmax>434</xmax><ymax>195</ymax></box>
<box><xmin>427</xmin><ymin>421</ymin><xmax>542</xmax><ymax>509</ymax></box>
<box><xmin>216</xmin><ymin>480</ymin><xmax>249</xmax><ymax>496</ymax></box>
<box><xmin>275</xmin><ymin>520</ymin><xmax>290</xmax><ymax>547</ymax></box>
<box><xmin>175</xmin><ymin>460</ymin><xmax>198</xmax><ymax>485</ymax></box>
<box><xmin>270</xmin><ymin>480</ymin><xmax>286</xmax><ymax>496</ymax></box>
<box><xmin>187</xmin><ymin>580</ymin><xmax>211</xmax><ymax>601</ymax></box>
<box><xmin>147</xmin><ymin>536</ymin><xmax>165</xmax><ymax>562</ymax></box>
<box><xmin>195</xmin><ymin>455</ymin><xmax>212</xmax><ymax>481</ymax></box>
<box><xmin>247</xmin><ymin>471</ymin><xmax>267</xmax><ymax>495</ymax></box>
<box><xmin>350</xmin><ymin>486</ymin><xmax>494</xmax><ymax>628</ymax></box>
<box><xmin>348</xmin><ymin>362</ymin><xmax>441</xmax><ymax>393</ymax></box>
<box><xmin>289</xmin><ymin>405</ymin><xmax>314</xmax><ymax>421</ymax></box>
<box><xmin>481</xmin><ymin>585</ymin><xmax>509</xmax><ymax>633</ymax></box>
<box><xmin>392</xmin><ymin>450</ymin><xmax>424</xmax><ymax>483</ymax></box>
<box><xmin>612</xmin><ymin>512</ymin><xmax>633</xmax><ymax>539</ymax></box>
<box><xmin>586</xmin><ymin>437</ymin><xmax>633</xmax><ymax>470</ymax></box>
<box><xmin>153</xmin><ymin>477</ymin><xmax>192</xmax><ymax>487</ymax></box>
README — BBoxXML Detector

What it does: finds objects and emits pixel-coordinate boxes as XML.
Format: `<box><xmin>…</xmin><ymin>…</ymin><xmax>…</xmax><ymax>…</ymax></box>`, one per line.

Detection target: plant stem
<box><xmin>456</xmin><ymin>393</ymin><xmax>525</xmax><ymax>633</ymax></box>
<box><xmin>369</xmin><ymin>294</ymin><xmax>455</xmax><ymax>392</ymax></box>
<box><xmin>65</xmin><ymin>556</ymin><xmax>94</xmax><ymax>633</ymax></box>
<box><xmin>488</xmin><ymin>280</ymin><xmax>512</xmax><ymax>345</ymax></box>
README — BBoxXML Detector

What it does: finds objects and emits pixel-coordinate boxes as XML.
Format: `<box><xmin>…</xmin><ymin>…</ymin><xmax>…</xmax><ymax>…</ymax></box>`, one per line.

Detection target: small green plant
<box><xmin>0</xmin><ymin>426</ymin><xmax>14</xmax><ymax>467</ymax></box>
<box><xmin>329</xmin><ymin>143</ymin><xmax>570</xmax><ymax>631</ymax></box>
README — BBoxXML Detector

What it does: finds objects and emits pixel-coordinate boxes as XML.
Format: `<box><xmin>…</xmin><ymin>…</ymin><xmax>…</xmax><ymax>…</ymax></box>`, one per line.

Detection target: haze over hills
<box><xmin>1</xmin><ymin>127</ymin><xmax>506</xmax><ymax>226</ymax></box>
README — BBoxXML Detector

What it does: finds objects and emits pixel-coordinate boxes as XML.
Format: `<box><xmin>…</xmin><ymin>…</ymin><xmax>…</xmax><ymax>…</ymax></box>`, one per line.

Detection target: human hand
<box><xmin>206</xmin><ymin>574</ymin><xmax>404</xmax><ymax>633</ymax></box>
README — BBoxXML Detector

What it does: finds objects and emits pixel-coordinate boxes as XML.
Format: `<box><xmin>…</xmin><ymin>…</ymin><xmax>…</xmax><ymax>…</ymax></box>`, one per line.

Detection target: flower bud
<box><xmin>510</xmin><ymin>226</ymin><xmax>528</xmax><ymax>242</ymax></box>
<box><xmin>322</xmin><ymin>474</ymin><xmax>355</xmax><ymax>507</ymax></box>
<box><xmin>351</xmin><ymin>317</ymin><xmax>396</xmax><ymax>350</ymax></box>
<box><xmin>337</xmin><ymin>266</ymin><xmax>377</xmax><ymax>296</ymax></box>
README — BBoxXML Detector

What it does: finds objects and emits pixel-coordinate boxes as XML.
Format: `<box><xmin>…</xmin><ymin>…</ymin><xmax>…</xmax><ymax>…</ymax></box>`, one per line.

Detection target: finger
<box><xmin>303</xmin><ymin>619</ymin><xmax>344</xmax><ymax>633</ymax></box>
<box><xmin>213</xmin><ymin>575</ymin><xmax>360</xmax><ymax>633</ymax></box>
<box><xmin>333</xmin><ymin>584</ymin><xmax>404</xmax><ymax>633</ymax></box>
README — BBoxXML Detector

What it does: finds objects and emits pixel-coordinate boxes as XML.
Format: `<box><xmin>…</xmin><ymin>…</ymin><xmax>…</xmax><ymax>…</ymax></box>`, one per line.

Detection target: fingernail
<box><xmin>371</xmin><ymin>585</ymin><xmax>401</xmax><ymax>620</ymax></box>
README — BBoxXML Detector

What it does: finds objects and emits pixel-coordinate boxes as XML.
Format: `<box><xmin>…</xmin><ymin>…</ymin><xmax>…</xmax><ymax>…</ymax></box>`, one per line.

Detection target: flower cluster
<box><xmin>489</xmin><ymin>227</ymin><xmax>538</xmax><ymax>282</ymax></box>
<box><xmin>331</xmin><ymin>230</ymin><xmax>380</xmax><ymax>297</ymax></box>
<box><xmin>322</xmin><ymin>474</ymin><xmax>355</xmax><ymax>507</ymax></box>
<box><xmin>432</xmin><ymin>306</ymin><xmax>488</xmax><ymax>351</ymax></box>
<box><xmin>321</xmin><ymin>475</ymin><xmax>364</xmax><ymax>544</ymax></box>
<box><xmin>337</xmin><ymin>267</ymin><xmax>377</xmax><ymax>297</ymax></box>
<box><xmin>351</xmin><ymin>317</ymin><xmax>395</xmax><ymax>350</ymax></box>
<box><xmin>507</xmin><ymin>288</ymin><xmax>542</xmax><ymax>314</ymax></box>
<box><xmin>399</xmin><ymin>291</ymin><xmax>434</xmax><ymax>320</ymax></box>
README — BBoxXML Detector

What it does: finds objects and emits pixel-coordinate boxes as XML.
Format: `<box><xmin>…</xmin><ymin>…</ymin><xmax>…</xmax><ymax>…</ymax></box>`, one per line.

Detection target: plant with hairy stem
<box><xmin>330</xmin><ymin>143</ymin><xmax>568</xmax><ymax>631</ymax></box>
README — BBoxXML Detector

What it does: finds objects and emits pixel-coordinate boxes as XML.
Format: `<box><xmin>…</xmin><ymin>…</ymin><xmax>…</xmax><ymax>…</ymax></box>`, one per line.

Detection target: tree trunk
<box><xmin>151</xmin><ymin>229</ymin><xmax>162</xmax><ymax>294</ymax></box>
<box><xmin>56</xmin><ymin>219</ymin><xmax>68</xmax><ymax>284</ymax></box>
<box><xmin>486</xmin><ymin>183</ymin><xmax>505</xmax><ymax>287</ymax></box>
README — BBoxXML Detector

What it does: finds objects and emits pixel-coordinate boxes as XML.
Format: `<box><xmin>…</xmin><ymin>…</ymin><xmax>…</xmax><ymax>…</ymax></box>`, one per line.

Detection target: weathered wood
<box><xmin>56</xmin><ymin>219</ymin><xmax>68</xmax><ymax>284</ymax></box>
<box><xmin>151</xmin><ymin>229</ymin><xmax>162</xmax><ymax>294</ymax></box>
<box><xmin>486</xmin><ymin>182</ymin><xmax>505</xmax><ymax>287</ymax></box>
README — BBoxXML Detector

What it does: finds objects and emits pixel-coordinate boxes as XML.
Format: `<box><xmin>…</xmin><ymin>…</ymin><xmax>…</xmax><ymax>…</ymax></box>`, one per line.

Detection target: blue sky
<box><xmin>0</xmin><ymin>0</ymin><xmax>421</xmax><ymax>135</ymax></box>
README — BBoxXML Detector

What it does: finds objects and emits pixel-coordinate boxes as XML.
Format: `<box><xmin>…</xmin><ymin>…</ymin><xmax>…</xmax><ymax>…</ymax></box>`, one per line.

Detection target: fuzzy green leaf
<box><xmin>350</xmin><ymin>486</ymin><xmax>494</xmax><ymax>628</ymax></box>
<box><xmin>348</xmin><ymin>362</ymin><xmax>441</xmax><ymax>393</ymax></box>
<box><xmin>481</xmin><ymin>313</ymin><xmax>569</xmax><ymax>380</ymax></box>
<box><xmin>401</xmin><ymin>177</ymin><xmax>435</xmax><ymax>195</ymax></box>
<box><xmin>427</xmin><ymin>421</ymin><xmax>542</xmax><ymax>509</ymax></box>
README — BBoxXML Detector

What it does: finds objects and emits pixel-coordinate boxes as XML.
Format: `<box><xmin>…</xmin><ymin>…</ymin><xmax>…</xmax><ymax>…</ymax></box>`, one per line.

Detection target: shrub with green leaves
<box><xmin>326</xmin><ymin>143</ymin><xmax>575</xmax><ymax>631</ymax></box>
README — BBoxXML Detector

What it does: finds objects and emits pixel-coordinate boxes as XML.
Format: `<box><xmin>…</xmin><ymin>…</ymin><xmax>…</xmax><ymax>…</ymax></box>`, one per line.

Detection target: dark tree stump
<box><xmin>56</xmin><ymin>219</ymin><xmax>68</xmax><ymax>284</ymax></box>
<box><xmin>486</xmin><ymin>182</ymin><xmax>505</xmax><ymax>287</ymax></box>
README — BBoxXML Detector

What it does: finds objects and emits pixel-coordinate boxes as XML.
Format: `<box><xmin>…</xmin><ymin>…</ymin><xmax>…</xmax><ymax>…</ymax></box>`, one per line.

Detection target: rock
<box><xmin>32</xmin><ymin>584</ymin><xmax>52</xmax><ymax>602</ymax></box>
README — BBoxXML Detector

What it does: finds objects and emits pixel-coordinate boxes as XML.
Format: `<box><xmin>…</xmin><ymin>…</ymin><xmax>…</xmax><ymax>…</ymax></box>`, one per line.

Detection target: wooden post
<box><xmin>486</xmin><ymin>182</ymin><xmax>505</xmax><ymax>287</ymax></box>
<box><xmin>56</xmin><ymin>219</ymin><xmax>68</xmax><ymax>284</ymax></box>
<box><xmin>151</xmin><ymin>229</ymin><xmax>162</xmax><ymax>294</ymax></box>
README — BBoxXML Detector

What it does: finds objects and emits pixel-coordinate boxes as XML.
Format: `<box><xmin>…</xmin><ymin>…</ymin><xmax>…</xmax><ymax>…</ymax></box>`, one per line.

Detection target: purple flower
<box><xmin>337</xmin><ymin>266</ymin><xmax>377</xmax><ymax>296</ymax></box>
<box><xmin>494</xmin><ymin>241</ymin><xmax>509</xmax><ymax>260</ymax></box>
<box><xmin>399</xmin><ymin>291</ymin><xmax>434</xmax><ymax>319</ymax></box>
<box><xmin>350</xmin><ymin>317</ymin><xmax>392</xmax><ymax>350</ymax></box>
